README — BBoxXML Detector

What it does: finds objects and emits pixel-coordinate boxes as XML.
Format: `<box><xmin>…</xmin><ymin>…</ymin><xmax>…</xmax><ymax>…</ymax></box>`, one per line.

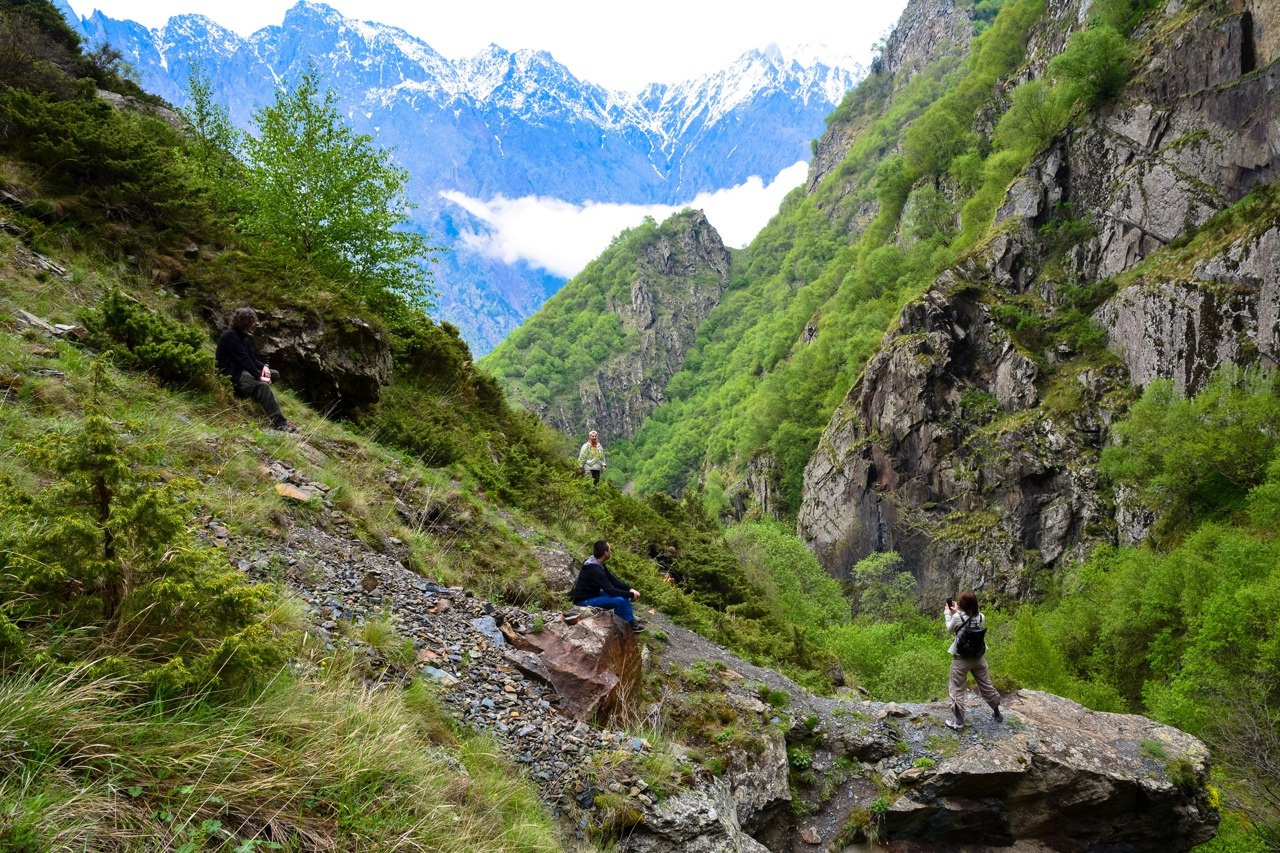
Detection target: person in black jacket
<box><xmin>215</xmin><ymin>307</ymin><xmax>295</xmax><ymax>432</ymax></box>
<box><xmin>570</xmin><ymin>540</ymin><xmax>644</xmax><ymax>632</ymax></box>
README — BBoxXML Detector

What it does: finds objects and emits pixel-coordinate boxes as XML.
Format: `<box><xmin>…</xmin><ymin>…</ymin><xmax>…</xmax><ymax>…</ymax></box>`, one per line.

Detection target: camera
<box><xmin>946</xmin><ymin>597</ymin><xmax>955</xmax><ymax>607</ymax></box>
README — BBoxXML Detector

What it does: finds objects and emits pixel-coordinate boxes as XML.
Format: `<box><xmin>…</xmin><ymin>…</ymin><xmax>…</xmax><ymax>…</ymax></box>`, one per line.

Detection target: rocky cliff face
<box><xmin>808</xmin><ymin>0</ymin><xmax>975</xmax><ymax>194</ymax></box>
<box><xmin>799</xmin><ymin>0</ymin><xmax>1279</xmax><ymax>592</ymax></box>
<box><xmin>546</xmin><ymin>211</ymin><xmax>731</xmax><ymax>441</ymax></box>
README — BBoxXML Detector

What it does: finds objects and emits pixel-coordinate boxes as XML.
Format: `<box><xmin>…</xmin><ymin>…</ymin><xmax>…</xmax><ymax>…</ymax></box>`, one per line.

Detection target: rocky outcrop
<box><xmin>630</xmin><ymin>615</ymin><xmax>1216</xmax><ymax>852</ymax></box>
<box><xmin>211</xmin><ymin>449</ymin><xmax>1216</xmax><ymax>851</ymax></box>
<box><xmin>620</xmin><ymin>780</ymin><xmax>770</xmax><ymax>853</ymax></box>
<box><xmin>799</xmin><ymin>0</ymin><xmax>1280</xmax><ymax>587</ymax></box>
<box><xmin>877</xmin><ymin>690</ymin><xmax>1217</xmax><ymax>850</ymax></box>
<box><xmin>549</xmin><ymin>210</ymin><xmax>730</xmax><ymax>441</ymax></box>
<box><xmin>247</xmin><ymin>307</ymin><xmax>394</xmax><ymax>417</ymax></box>
<box><xmin>798</xmin><ymin>241</ymin><xmax>1122</xmax><ymax>596</ymax></box>
<box><xmin>726</xmin><ymin>453</ymin><xmax>785</xmax><ymax>521</ymax></box>
<box><xmin>504</xmin><ymin>611</ymin><xmax>643</xmax><ymax>723</ymax></box>
<box><xmin>808</xmin><ymin>0</ymin><xmax>975</xmax><ymax>193</ymax></box>
<box><xmin>1066</xmin><ymin>1</ymin><xmax>1280</xmax><ymax>282</ymax></box>
<box><xmin>1098</xmin><ymin>225</ymin><xmax>1280</xmax><ymax>393</ymax></box>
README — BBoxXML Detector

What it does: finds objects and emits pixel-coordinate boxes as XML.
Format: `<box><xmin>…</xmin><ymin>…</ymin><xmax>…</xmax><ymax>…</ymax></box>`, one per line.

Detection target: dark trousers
<box><xmin>236</xmin><ymin>370</ymin><xmax>284</xmax><ymax>426</ymax></box>
<box><xmin>588</xmin><ymin>469</ymin><xmax>601</xmax><ymax>486</ymax></box>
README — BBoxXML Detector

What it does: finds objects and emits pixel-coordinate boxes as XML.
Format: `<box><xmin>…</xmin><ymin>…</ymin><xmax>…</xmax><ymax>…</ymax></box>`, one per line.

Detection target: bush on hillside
<box><xmin>86</xmin><ymin>290</ymin><xmax>214</xmax><ymax>389</ymax></box>
<box><xmin>0</xmin><ymin>361</ymin><xmax>283</xmax><ymax>694</ymax></box>
<box><xmin>1050</xmin><ymin>25</ymin><xmax>1134</xmax><ymax>109</ymax></box>
<box><xmin>1100</xmin><ymin>368</ymin><xmax>1280</xmax><ymax>532</ymax></box>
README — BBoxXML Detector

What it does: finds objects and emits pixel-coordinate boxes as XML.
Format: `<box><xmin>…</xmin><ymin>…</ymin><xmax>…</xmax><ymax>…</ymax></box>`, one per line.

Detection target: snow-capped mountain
<box><xmin>55</xmin><ymin>0</ymin><xmax>864</xmax><ymax>353</ymax></box>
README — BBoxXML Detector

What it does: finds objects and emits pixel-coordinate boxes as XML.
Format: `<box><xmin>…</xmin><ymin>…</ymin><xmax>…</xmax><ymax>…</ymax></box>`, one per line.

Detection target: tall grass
<box><xmin>0</xmin><ymin>669</ymin><xmax>562</xmax><ymax>851</ymax></box>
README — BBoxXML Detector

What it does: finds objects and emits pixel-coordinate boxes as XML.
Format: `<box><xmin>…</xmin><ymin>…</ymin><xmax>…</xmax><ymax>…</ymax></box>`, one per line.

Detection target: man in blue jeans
<box><xmin>570</xmin><ymin>540</ymin><xmax>644</xmax><ymax>632</ymax></box>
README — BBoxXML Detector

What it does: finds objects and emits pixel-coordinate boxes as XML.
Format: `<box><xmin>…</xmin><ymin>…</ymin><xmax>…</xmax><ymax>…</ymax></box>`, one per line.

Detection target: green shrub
<box><xmin>0</xmin><ymin>362</ymin><xmax>283</xmax><ymax>694</ymax></box>
<box><xmin>87</xmin><ymin>291</ymin><xmax>215</xmax><ymax>390</ymax></box>
<box><xmin>1050</xmin><ymin>25</ymin><xmax>1134</xmax><ymax>109</ymax></box>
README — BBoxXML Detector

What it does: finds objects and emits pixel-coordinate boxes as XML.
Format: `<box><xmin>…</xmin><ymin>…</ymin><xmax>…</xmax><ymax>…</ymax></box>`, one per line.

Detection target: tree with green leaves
<box><xmin>178</xmin><ymin>66</ymin><xmax>243</xmax><ymax>208</ymax></box>
<box><xmin>241</xmin><ymin>67</ymin><xmax>437</xmax><ymax>313</ymax></box>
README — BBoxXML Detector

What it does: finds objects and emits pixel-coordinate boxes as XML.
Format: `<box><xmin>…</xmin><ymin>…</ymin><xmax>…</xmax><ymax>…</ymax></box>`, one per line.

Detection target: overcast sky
<box><xmin>65</xmin><ymin>0</ymin><xmax>908</xmax><ymax>91</ymax></box>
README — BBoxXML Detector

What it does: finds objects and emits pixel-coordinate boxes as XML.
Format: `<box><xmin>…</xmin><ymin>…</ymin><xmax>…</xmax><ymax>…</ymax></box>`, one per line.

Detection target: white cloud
<box><xmin>441</xmin><ymin>161</ymin><xmax>809</xmax><ymax>279</ymax></box>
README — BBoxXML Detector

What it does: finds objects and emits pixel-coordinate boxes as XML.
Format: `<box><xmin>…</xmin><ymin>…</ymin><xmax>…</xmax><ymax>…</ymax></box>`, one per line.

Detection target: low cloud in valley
<box><xmin>441</xmin><ymin>161</ymin><xmax>809</xmax><ymax>279</ymax></box>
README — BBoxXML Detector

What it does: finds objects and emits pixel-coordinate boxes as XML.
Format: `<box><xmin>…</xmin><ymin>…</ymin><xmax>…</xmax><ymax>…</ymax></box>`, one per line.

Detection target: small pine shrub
<box><xmin>87</xmin><ymin>291</ymin><xmax>214</xmax><ymax>389</ymax></box>
<box><xmin>0</xmin><ymin>361</ymin><xmax>283</xmax><ymax>694</ymax></box>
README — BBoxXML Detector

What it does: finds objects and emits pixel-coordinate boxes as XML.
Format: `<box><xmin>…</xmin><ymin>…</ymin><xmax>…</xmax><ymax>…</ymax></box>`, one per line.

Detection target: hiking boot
<box><xmin>992</xmin><ymin>707</ymin><xmax>1004</xmax><ymax>723</ymax></box>
<box><xmin>272</xmin><ymin>420</ymin><xmax>299</xmax><ymax>434</ymax></box>
<box><xmin>945</xmin><ymin>719</ymin><xmax>964</xmax><ymax>731</ymax></box>
<box><xmin>630</xmin><ymin>622</ymin><xmax>646</xmax><ymax>633</ymax></box>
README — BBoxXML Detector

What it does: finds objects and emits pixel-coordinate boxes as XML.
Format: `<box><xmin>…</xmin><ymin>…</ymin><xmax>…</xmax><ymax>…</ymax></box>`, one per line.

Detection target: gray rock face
<box><xmin>248</xmin><ymin>308</ymin><xmax>394</xmax><ymax>417</ymax></box>
<box><xmin>620</xmin><ymin>780</ymin><xmax>770</xmax><ymax>853</ymax></box>
<box><xmin>798</xmin><ymin>243</ymin><xmax>1119</xmax><ymax>596</ymax></box>
<box><xmin>547</xmin><ymin>210</ymin><xmax>730</xmax><ymax>441</ymax></box>
<box><xmin>880</xmin><ymin>691</ymin><xmax>1218</xmax><ymax>851</ymax></box>
<box><xmin>1097</xmin><ymin>226</ymin><xmax>1280</xmax><ymax>393</ymax></box>
<box><xmin>799</xmin><ymin>0</ymin><xmax>1280</xmax><ymax>586</ymax></box>
<box><xmin>1068</xmin><ymin>2</ymin><xmax>1279</xmax><ymax>281</ymax></box>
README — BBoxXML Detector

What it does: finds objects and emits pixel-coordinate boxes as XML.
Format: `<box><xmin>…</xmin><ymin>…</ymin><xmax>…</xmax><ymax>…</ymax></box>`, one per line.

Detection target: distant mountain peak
<box><xmin>57</xmin><ymin>0</ymin><xmax>868</xmax><ymax>354</ymax></box>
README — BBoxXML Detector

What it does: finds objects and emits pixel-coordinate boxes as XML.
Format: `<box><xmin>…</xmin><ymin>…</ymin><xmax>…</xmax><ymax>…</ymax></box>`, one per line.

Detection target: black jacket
<box><xmin>216</xmin><ymin>328</ymin><xmax>264</xmax><ymax>383</ymax></box>
<box><xmin>571</xmin><ymin>558</ymin><xmax>632</xmax><ymax>603</ymax></box>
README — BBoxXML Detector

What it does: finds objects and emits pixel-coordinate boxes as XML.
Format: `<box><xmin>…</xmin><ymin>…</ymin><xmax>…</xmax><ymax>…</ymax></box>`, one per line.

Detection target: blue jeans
<box><xmin>580</xmin><ymin>596</ymin><xmax>634</xmax><ymax>623</ymax></box>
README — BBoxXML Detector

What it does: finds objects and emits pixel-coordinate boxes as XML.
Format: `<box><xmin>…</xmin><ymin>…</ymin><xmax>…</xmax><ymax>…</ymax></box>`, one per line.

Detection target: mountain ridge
<box><xmin>54</xmin><ymin>0</ymin><xmax>867</xmax><ymax>353</ymax></box>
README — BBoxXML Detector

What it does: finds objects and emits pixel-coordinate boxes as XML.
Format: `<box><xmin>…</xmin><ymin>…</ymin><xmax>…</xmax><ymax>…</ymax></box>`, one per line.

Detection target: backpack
<box><xmin>955</xmin><ymin>615</ymin><xmax>987</xmax><ymax>659</ymax></box>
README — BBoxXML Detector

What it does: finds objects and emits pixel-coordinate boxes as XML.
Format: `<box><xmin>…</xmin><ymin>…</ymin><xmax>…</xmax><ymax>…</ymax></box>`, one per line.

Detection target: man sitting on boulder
<box><xmin>570</xmin><ymin>540</ymin><xmax>644</xmax><ymax>632</ymax></box>
<box><xmin>216</xmin><ymin>307</ymin><xmax>296</xmax><ymax>433</ymax></box>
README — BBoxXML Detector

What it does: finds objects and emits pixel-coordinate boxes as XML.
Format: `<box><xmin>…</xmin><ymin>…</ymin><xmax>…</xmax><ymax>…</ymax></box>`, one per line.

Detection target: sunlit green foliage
<box><xmin>1050</xmin><ymin>25</ymin><xmax>1135</xmax><ymax>109</ymax></box>
<box><xmin>241</xmin><ymin>67</ymin><xmax>437</xmax><ymax>316</ymax></box>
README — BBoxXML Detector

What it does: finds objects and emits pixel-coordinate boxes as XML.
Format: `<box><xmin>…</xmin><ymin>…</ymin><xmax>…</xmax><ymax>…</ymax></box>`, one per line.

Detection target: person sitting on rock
<box><xmin>215</xmin><ymin>307</ymin><xmax>296</xmax><ymax>433</ymax></box>
<box><xmin>578</xmin><ymin>430</ymin><xmax>606</xmax><ymax>486</ymax></box>
<box><xmin>570</xmin><ymin>540</ymin><xmax>643</xmax><ymax>632</ymax></box>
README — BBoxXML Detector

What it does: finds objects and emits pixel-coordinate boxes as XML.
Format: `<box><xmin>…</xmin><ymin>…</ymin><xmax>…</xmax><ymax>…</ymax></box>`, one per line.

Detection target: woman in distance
<box><xmin>943</xmin><ymin>589</ymin><xmax>1003</xmax><ymax>730</ymax></box>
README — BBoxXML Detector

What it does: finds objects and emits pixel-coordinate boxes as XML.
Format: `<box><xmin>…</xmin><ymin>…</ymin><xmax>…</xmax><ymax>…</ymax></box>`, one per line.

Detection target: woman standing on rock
<box><xmin>944</xmin><ymin>590</ymin><xmax>1002</xmax><ymax>730</ymax></box>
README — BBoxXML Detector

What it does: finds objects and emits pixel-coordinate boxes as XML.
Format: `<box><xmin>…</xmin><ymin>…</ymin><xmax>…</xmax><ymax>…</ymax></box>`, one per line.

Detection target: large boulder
<box><xmin>880</xmin><ymin>691</ymin><xmax>1218</xmax><ymax>850</ymax></box>
<box><xmin>629</xmin><ymin>616</ymin><xmax>1217</xmax><ymax>852</ymax></box>
<box><xmin>249</xmin><ymin>307</ymin><xmax>394</xmax><ymax>417</ymax></box>
<box><xmin>620</xmin><ymin>779</ymin><xmax>770</xmax><ymax>853</ymax></box>
<box><xmin>503</xmin><ymin>612</ymin><xmax>642</xmax><ymax>722</ymax></box>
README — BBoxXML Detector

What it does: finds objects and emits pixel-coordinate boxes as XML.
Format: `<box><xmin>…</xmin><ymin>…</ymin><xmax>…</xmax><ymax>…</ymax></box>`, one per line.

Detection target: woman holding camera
<box><xmin>943</xmin><ymin>590</ymin><xmax>1003</xmax><ymax>730</ymax></box>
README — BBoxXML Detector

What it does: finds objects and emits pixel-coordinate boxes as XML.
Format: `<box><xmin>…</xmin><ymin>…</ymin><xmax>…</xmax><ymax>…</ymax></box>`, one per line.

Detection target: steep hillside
<box><xmin>486</xmin><ymin>0</ymin><xmax>1280</xmax><ymax>842</ymax></box>
<box><xmin>0</xmin><ymin>1</ymin><xmax>1261</xmax><ymax>847</ymax></box>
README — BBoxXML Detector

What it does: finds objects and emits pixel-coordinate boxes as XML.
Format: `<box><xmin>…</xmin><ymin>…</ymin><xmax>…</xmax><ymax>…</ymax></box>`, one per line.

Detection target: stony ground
<box><xmin>200</xmin><ymin>451</ymin><xmax>663</xmax><ymax>845</ymax></box>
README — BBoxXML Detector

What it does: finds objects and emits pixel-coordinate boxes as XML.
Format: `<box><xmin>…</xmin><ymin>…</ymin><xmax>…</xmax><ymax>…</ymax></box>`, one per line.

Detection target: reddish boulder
<box><xmin>505</xmin><ymin>612</ymin><xmax>641</xmax><ymax>722</ymax></box>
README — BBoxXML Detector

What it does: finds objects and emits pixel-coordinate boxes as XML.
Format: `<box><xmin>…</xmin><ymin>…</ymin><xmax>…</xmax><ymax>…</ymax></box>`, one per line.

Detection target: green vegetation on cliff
<box><xmin>485</xmin><ymin>215</ymin><xmax>667</xmax><ymax>413</ymax></box>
